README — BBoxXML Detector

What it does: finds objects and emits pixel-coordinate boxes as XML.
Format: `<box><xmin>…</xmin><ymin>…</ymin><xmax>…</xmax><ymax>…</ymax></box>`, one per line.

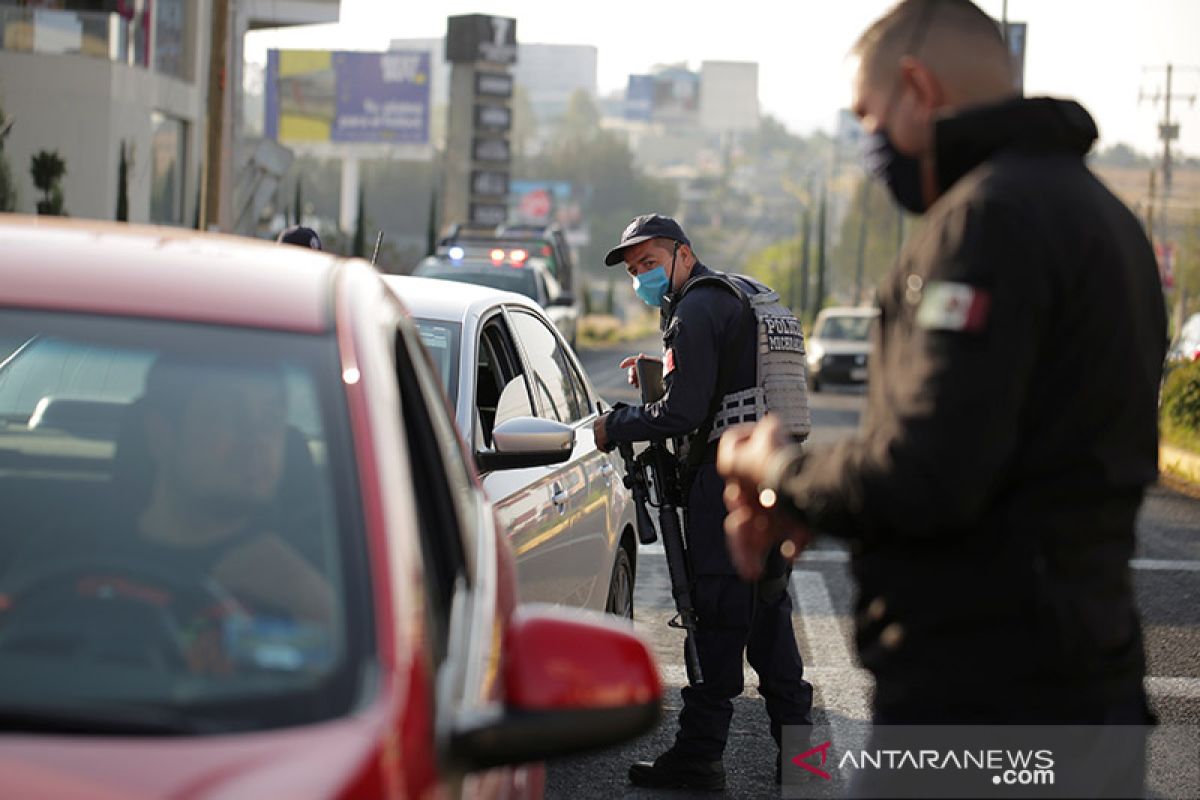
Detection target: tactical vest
<box><xmin>679</xmin><ymin>273</ymin><xmax>812</xmax><ymax>444</ymax></box>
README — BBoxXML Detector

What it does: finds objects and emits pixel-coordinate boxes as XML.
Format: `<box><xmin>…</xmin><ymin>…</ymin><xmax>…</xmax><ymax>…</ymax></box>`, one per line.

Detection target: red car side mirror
<box><xmin>445</xmin><ymin>605</ymin><xmax>662</xmax><ymax>771</ymax></box>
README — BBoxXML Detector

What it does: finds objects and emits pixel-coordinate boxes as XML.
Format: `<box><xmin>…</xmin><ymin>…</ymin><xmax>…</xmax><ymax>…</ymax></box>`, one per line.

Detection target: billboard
<box><xmin>265</xmin><ymin>49</ymin><xmax>430</xmax><ymax>144</ymax></box>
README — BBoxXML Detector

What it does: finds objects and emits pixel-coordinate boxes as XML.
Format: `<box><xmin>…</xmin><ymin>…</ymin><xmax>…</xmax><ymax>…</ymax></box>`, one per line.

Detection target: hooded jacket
<box><xmin>770</xmin><ymin>97</ymin><xmax>1167</xmax><ymax>712</ymax></box>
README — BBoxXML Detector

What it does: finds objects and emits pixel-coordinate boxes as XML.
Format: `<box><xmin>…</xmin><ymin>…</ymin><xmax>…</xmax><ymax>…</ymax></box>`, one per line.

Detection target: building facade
<box><xmin>0</xmin><ymin>0</ymin><xmax>337</xmax><ymax>226</ymax></box>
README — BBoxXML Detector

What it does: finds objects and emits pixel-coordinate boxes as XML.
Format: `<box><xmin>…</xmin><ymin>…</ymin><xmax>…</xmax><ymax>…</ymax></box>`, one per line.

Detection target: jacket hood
<box><xmin>934</xmin><ymin>96</ymin><xmax>1098</xmax><ymax>194</ymax></box>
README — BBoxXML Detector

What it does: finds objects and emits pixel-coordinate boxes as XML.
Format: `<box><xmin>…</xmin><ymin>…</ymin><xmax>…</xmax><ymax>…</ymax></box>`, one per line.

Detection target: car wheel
<box><xmin>605</xmin><ymin>546</ymin><xmax>634</xmax><ymax>620</ymax></box>
<box><xmin>809</xmin><ymin>375</ymin><xmax>821</xmax><ymax>393</ymax></box>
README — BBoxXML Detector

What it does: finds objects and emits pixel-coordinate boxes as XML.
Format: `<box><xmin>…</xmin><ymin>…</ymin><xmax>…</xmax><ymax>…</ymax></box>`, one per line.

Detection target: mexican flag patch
<box><xmin>916</xmin><ymin>281</ymin><xmax>991</xmax><ymax>333</ymax></box>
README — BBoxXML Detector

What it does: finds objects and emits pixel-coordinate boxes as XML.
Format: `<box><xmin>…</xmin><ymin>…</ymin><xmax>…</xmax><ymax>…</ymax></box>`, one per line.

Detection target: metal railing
<box><xmin>0</xmin><ymin>6</ymin><xmax>147</xmax><ymax>68</ymax></box>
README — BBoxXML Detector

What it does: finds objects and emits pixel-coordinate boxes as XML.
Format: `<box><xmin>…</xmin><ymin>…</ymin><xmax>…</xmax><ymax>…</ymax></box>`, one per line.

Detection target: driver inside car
<box><xmin>1</xmin><ymin>354</ymin><xmax>335</xmax><ymax>675</ymax></box>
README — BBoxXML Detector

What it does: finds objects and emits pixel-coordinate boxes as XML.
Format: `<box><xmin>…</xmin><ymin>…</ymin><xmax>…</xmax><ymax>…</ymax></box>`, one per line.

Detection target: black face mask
<box><xmin>865</xmin><ymin>128</ymin><xmax>927</xmax><ymax>214</ymax></box>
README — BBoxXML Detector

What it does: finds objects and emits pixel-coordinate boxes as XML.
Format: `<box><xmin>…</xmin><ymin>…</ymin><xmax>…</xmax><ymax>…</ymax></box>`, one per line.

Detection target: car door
<box><xmin>473</xmin><ymin>310</ymin><xmax>576</xmax><ymax>605</ymax></box>
<box><xmin>505</xmin><ymin>307</ymin><xmax>613</xmax><ymax>610</ymax></box>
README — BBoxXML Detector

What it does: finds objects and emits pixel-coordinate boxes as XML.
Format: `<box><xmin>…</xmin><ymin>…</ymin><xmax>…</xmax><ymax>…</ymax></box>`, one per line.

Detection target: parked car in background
<box><xmin>806</xmin><ymin>306</ymin><xmax>880</xmax><ymax>391</ymax></box>
<box><xmin>384</xmin><ymin>275</ymin><xmax>637</xmax><ymax>619</ymax></box>
<box><xmin>0</xmin><ymin>216</ymin><xmax>661</xmax><ymax>799</ymax></box>
<box><xmin>430</xmin><ymin>225</ymin><xmax>581</xmax><ymax>347</ymax></box>
<box><xmin>1168</xmin><ymin>312</ymin><xmax>1200</xmax><ymax>364</ymax></box>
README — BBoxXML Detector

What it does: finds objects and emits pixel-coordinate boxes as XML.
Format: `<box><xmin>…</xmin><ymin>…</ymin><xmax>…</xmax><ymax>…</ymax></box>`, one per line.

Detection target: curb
<box><xmin>1160</xmin><ymin>443</ymin><xmax>1200</xmax><ymax>489</ymax></box>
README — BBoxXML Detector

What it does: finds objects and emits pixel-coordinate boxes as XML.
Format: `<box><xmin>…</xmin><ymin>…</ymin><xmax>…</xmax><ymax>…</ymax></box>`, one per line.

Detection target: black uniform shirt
<box><xmin>605</xmin><ymin>263</ymin><xmax>756</xmax><ymax>452</ymax></box>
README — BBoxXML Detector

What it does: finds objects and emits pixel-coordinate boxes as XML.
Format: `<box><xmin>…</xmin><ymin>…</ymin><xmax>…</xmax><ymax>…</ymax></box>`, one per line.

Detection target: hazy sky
<box><xmin>247</xmin><ymin>0</ymin><xmax>1200</xmax><ymax>157</ymax></box>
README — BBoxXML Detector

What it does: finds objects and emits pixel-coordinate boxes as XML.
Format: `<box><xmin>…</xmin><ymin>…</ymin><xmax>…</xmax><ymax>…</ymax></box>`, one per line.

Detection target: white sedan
<box><xmin>385</xmin><ymin>276</ymin><xmax>637</xmax><ymax>618</ymax></box>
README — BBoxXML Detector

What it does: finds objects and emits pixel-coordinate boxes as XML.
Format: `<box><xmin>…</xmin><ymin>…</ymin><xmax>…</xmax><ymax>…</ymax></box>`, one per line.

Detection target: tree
<box><xmin>425</xmin><ymin>184</ymin><xmax>438</xmax><ymax>256</ymax></box>
<box><xmin>30</xmin><ymin>150</ymin><xmax>66</xmax><ymax>216</ymax></box>
<box><xmin>115</xmin><ymin>140</ymin><xmax>130</xmax><ymax>222</ymax></box>
<box><xmin>352</xmin><ymin>185</ymin><xmax>366</xmax><ymax>258</ymax></box>
<box><xmin>559</xmin><ymin>88</ymin><xmax>600</xmax><ymax>144</ymax></box>
<box><xmin>510</xmin><ymin>85</ymin><xmax>538</xmax><ymax>161</ymax></box>
<box><xmin>830</xmin><ymin>176</ymin><xmax>908</xmax><ymax>304</ymax></box>
<box><xmin>524</xmin><ymin>104</ymin><xmax>678</xmax><ymax>274</ymax></box>
<box><xmin>1169</xmin><ymin>211</ymin><xmax>1200</xmax><ymax>329</ymax></box>
<box><xmin>293</xmin><ymin>176</ymin><xmax>303</xmax><ymax>226</ymax></box>
<box><xmin>0</xmin><ymin>105</ymin><xmax>15</xmax><ymax>213</ymax></box>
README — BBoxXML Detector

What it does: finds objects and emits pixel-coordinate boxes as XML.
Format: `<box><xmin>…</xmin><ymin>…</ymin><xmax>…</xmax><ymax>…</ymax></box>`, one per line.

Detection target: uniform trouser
<box><xmin>671</xmin><ymin>464</ymin><xmax>814</xmax><ymax>761</ymax></box>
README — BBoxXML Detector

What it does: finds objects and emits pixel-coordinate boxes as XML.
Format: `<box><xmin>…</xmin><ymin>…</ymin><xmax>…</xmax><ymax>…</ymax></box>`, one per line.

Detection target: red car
<box><xmin>0</xmin><ymin>216</ymin><xmax>661</xmax><ymax>798</ymax></box>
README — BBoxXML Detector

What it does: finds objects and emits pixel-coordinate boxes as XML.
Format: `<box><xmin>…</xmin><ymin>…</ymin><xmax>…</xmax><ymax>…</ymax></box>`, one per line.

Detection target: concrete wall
<box><xmin>0</xmin><ymin>48</ymin><xmax>203</xmax><ymax>223</ymax></box>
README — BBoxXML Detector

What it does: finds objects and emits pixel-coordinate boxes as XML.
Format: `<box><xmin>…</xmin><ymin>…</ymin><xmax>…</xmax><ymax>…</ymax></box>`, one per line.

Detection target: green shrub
<box><xmin>1161</xmin><ymin>358</ymin><xmax>1200</xmax><ymax>452</ymax></box>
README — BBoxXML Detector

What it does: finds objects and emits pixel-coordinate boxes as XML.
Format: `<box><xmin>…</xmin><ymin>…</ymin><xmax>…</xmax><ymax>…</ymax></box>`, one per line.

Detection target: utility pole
<box><xmin>202</xmin><ymin>0</ymin><xmax>231</xmax><ymax>232</ymax></box>
<box><xmin>815</xmin><ymin>182</ymin><xmax>828</xmax><ymax>322</ymax></box>
<box><xmin>1140</xmin><ymin>63</ymin><xmax>1199</xmax><ymax>331</ymax></box>
<box><xmin>853</xmin><ymin>179</ymin><xmax>871</xmax><ymax>306</ymax></box>
<box><xmin>798</xmin><ymin>203</ymin><xmax>811</xmax><ymax>318</ymax></box>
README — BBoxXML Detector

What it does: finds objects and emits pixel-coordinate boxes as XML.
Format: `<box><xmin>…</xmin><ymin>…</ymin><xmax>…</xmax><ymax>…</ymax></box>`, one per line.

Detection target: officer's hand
<box><xmin>593</xmin><ymin>412</ymin><xmax>611</xmax><ymax>452</ymax></box>
<box><xmin>718</xmin><ymin>418</ymin><xmax>810</xmax><ymax>580</ymax></box>
<box><xmin>723</xmin><ymin>481</ymin><xmax>811</xmax><ymax>580</ymax></box>
<box><xmin>619</xmin><ymin>354</ymin><xmax>656</xmax><ymax>388</ymax></box>
<box><xmin>717</xmin><ymin>416</ymin><xmax>789</xmax><ymax>489</ymax></box>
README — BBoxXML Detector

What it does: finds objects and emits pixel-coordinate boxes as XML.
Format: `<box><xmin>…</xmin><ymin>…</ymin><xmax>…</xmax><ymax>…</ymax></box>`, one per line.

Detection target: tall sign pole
<box><xmin>443</xmin><ymin>14</ymin><xmax>517</xmax><ymax>232</ymax></box>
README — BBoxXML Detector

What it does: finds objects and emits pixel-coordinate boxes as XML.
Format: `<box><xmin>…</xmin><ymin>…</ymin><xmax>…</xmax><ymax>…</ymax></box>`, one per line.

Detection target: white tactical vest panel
<box><xmin>701</xmin><ymin>274</ymin><xmax>812</xmax><ymax>443</ymax></box>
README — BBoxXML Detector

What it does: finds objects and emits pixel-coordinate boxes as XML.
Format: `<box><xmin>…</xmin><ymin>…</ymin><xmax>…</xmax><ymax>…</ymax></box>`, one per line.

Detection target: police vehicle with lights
<box><xmin>415</xmin><ymin>244</ymin><xmax>580</xmax><ymax>348</ymax></box>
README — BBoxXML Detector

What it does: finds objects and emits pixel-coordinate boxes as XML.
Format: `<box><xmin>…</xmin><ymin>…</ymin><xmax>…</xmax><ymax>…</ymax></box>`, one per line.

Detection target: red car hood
<box><xmin>0</xmin><ymin>706</ymin><xmax>392</xmax><ymax>799</ymax></box>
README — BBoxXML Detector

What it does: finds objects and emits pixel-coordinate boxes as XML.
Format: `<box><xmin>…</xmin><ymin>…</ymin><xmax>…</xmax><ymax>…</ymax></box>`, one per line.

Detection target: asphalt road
<box><xmin>549</xmin><ymin>337</ymin><xmax>1200</xmax><ymax>799</ymax></box>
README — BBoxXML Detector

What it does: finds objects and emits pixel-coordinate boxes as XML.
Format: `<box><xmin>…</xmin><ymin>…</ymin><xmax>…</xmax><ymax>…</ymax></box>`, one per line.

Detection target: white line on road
<box><xmin>791</xmin><ymin>570</ymin><xmax>856</xmax><ymax>669</ymax></box>
<box><xmin>1130</xmin><ymin>558</ymin><xmax>1200</xmax><ymax>572</ymax></box>
<box><xmin>637</xmin><ymin>545</ymin><xmax>1200</xmax><ymax>572</ymax></box>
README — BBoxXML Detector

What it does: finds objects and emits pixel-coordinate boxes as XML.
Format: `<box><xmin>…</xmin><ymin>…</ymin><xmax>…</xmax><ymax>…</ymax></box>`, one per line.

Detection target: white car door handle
<box><xmin>600</xmin><ymin>462</ymin><xmax>614</xmax><ymax>477</ymax></box>
<box><xmin>551</xmin><ymin>490</ymin><xmax>569</xmax><ymax>506</ymax></box>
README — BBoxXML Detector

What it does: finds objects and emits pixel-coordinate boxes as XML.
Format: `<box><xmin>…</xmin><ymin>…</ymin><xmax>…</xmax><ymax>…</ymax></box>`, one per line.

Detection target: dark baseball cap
<box><xmin>277</xmin><ymin>225</ymin><xmax>322</xmax><ymax>250</ymax></box>
<box><xmin>604</xmin><ymin>214</ymin><xmax>690</xmax><ymax>266</ymax></box>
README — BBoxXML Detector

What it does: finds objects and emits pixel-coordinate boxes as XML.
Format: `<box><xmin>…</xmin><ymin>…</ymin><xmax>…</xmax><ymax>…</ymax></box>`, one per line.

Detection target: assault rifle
<box><xmin>615</xmin><ymin>356</ymin><xmax>704</xmax><ymax>685</ymax></box>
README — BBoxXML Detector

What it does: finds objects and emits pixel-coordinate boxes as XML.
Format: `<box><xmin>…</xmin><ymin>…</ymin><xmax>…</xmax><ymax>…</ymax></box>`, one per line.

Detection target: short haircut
<box><xmin>853</xmin><ymin>0</ymin><xmax>1009</xmax><ymax>87</ymax></box>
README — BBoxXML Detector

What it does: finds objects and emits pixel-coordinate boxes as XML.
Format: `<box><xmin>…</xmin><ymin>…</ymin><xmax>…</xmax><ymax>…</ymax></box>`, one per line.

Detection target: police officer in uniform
<box><xmin>593</xmin><ymin>214</ymin><xmax>814</xmax><ymax>791</ymax></box>
<box><xmin>719</xmin><ymin>1</ymin><xmax>1163</xmax><ymax>793</ymax></box>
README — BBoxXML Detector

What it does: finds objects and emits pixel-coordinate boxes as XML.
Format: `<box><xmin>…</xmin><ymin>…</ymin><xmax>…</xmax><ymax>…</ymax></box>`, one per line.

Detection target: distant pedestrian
<box><xmin>276</xmin><ymin>225</ymin><xmax>322</xmax><ymax>251</ymax></box>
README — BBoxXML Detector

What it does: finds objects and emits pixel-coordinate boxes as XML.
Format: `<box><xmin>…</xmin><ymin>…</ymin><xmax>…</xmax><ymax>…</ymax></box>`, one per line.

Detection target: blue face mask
<box><xmin>865</xmin><ymin>128</ymin><xmax>927</xmax><ymax>214</ymax></box>
<box><xmin>633</xmin><ymin>265</ymin><xmax>670</xmax><ymax>307</ymax></box>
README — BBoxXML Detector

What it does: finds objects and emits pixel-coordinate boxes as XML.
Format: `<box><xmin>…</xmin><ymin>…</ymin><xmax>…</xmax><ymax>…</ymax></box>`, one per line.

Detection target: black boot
<box><xmin>628</xmin><ymin>748</ymin><xmax>726</xmax><ymax>791</ymax></box>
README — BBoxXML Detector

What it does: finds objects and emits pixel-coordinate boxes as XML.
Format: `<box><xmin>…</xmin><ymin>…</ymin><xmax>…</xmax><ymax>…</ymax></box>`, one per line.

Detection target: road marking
<box><xmin>636</xmin><ymin>544</ymin><xmax>850</xmax><ymax>562</ymax></box>
<box><xmin>1130</xmin><ymin>558</ymin><xmax>1200</xmax><ymax>572</ymax></box>
<box><xmin>791</xmin><ymin>570</ymin><xmax>856</xmax><ymax>669</ymax></box>
<box><xmin>1146</xmin><ymin>676</ymin><xmax>1200</xmax><ymax>698</ymax></box>
<box><xmin>637</xmin><ymin>546</ymin><xmax>1200</xmax><ymax>572</ymax></box>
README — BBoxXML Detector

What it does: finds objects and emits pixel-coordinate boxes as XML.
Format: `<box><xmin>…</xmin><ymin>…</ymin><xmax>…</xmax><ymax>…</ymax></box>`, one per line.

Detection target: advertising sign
<box><xmin>265</xmin><ymin>49</ymin><xmax>430</xmax><ymax>144</ymax></box>
<box><xmin>472</xmin><ymin>170</ymin><xmax>510</xmax><ymax>197</ymax></box>
<box><xmin>476</xmin><ymin>71</ymin><xmax>514</xmax><ymax>98</ymax></box>
<box><xmin>446</xmin><ymin>14</ymin><xmax>517</xmax><ymax>64</ymax></box>
<box><xmin>473</xmin><ymin>137</ymin><xmax>511</xmax><ymax>163</ymax></box>
<box><xmin>470</xmin><ymin>202</ymin><xmax>508</xmax><ymax>227</ymax></box>
<box><xmin>474</xmin><ymin>104</ymin><xmax>512</xmax><ymax>133</ymax></box>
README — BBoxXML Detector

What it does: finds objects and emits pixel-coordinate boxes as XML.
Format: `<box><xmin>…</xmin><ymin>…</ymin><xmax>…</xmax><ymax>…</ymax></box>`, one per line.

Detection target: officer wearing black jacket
<box><xmin>593</xmin><ymin>215</ymin><xmax>814</xmax><ymax>791</ymax></box>
<box><xmin>720</xmin><ymin>0</ymin><xmax>1165</xmax><ymax>752</ymax></box>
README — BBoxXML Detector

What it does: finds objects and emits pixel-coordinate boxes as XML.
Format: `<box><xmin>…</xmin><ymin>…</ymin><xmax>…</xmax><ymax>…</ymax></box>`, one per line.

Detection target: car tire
<box><xmin>605</xmin><ymin>546</ymin><xmax>634</xmax><ymax>620</ymax></box>
<box><xmin>809</xmin><ymin>375</ymin><xmax>821</xmax><ymax>393</ymax></box>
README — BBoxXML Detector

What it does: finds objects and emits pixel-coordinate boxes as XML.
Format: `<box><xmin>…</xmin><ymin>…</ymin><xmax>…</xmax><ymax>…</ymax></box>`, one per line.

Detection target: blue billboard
<box><xmin>265</xmin><ymin>49</ymin><xmax>431</xmax><ymax>145</ymax></box>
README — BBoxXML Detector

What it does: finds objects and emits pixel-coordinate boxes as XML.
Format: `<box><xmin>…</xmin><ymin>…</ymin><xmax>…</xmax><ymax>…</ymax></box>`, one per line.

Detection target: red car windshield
<box><xmin>0</xmin><ymin>310</ymin><xmax>371</xmax><ymax>734</ymax></box>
